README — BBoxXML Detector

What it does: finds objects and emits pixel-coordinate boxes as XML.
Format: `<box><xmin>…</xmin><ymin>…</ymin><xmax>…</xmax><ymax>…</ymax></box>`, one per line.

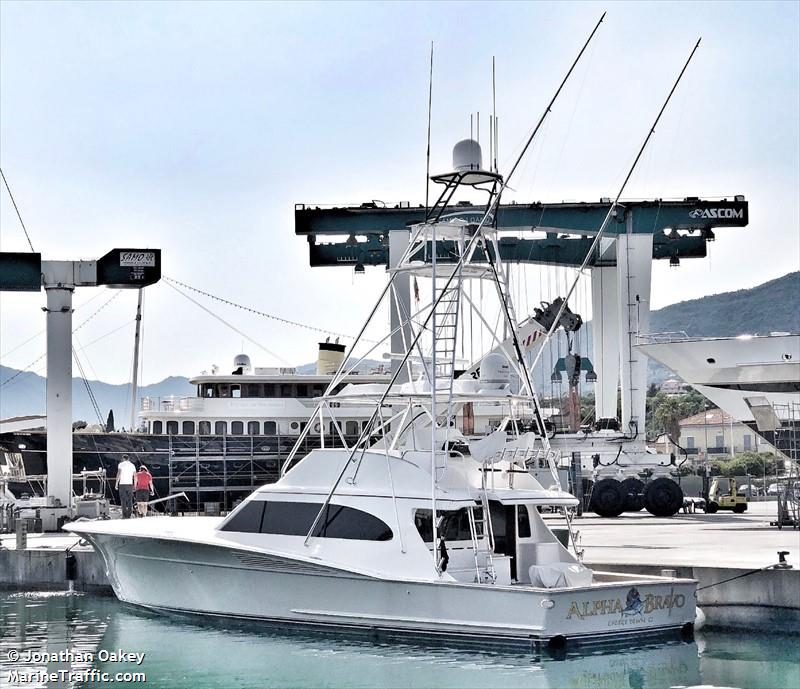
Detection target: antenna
<box><xmin>477</xmin><ymin>111</ymin><xmax>480</xmax><ymax>146</ymax></box>
<box><xmin>492</xmin><ymin>56</ymin><xmax>497</xmax><ymax>172</ymax></box>
<box><xmin>470</xmin><ymin>113</ymin><xmax>473</xmax><ymax>140</ymax></box>
<box><xmin>425</xmin><ymin>41</ymin><xmax>434</xmax><ymax>217</ymax></box>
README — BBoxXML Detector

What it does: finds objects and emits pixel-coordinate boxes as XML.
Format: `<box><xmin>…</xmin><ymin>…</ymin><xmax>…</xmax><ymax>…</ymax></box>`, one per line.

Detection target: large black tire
<box><xmin>644</xmin><ymin>477</ymin><xmax>684</xmax><ymax>517</ymax></box>
<box><xmin>621</xmin><ymin>477</ymin><xmax>645</xmax><ymax>512</ymax></box>
<box><xmin>590</xmin><ymin>478</ymin><xmax>626</xmax><ymax>517</ymax></box>
<box><xmin>705</xmin><ymin>501</ymin><xmax>719</xmax><ymax>514</ymax></box>
<box><xmin>733</xmin><ymin>504</ymin><xmax>747</xmax><ymax>514</ymax></box>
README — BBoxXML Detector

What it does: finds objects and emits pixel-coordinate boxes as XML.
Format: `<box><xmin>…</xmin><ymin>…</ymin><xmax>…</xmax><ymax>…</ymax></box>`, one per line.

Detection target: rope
<box><xmin>162</xmin><ymin>276</ymin><xmax>361</xmax><ymax>342</ymax></box>
<box><xmin>697</xmin><ymin>563</ymin><xmax>786</xmax><ymax>591</ymax></box>
<box><xmin>0</xmin><ymin>167</ymin><xmax>35</xmax><ymax>252</ymax></box>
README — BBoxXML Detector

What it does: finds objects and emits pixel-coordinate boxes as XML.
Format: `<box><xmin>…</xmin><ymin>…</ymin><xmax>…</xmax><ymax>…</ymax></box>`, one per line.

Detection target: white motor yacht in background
<box><xmin>638</xmin><ymin>333</ymin><xmax>800</xmax><ymax>453</ymax></box>
<box><xmin>68</xmin><ymin>135</ymin><xmax>697</xmax><ymax>649</ymax></box>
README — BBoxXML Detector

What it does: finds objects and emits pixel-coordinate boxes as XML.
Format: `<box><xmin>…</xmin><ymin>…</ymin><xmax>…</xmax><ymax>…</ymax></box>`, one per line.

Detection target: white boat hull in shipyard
<box><xmin>73</xmin><ymin>518</ymin><xmax>696</xmax><ymax>646</ymax></box>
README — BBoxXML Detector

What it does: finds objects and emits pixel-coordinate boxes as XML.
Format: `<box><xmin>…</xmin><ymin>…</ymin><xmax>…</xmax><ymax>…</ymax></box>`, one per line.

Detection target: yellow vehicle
<box><xmin>704</xmin><ymin>477</ymin><xmax>748</xmax><ymax>514</ymax></box>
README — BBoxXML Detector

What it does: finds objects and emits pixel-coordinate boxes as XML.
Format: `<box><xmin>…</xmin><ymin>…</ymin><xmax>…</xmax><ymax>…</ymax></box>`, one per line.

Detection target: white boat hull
<box><xmin>82</xmin><ymin>530</ymin><xmax>696</xmax><ymax>646</ymax></box>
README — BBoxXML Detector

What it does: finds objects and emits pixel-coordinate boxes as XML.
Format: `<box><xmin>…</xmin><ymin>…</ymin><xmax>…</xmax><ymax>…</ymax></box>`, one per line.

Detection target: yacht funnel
<box><xmin>317</xmin><ymin>340</ymin><xmax>346</xmax><ymax>375</ymax></box>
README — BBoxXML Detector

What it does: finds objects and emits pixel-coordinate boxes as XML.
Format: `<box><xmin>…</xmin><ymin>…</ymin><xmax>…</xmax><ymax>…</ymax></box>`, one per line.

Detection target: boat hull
<box><xmin>79</xmin><ymin>529</ymin><xmax>697</xmax><ymax>646</ymax></box>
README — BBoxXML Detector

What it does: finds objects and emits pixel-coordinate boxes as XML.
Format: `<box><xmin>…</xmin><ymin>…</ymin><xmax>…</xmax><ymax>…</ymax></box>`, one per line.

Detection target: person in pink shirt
<box><xmin>134</xmin><ymin>465</ymin><xmax>155</xmax><ymax>518</ymax></box>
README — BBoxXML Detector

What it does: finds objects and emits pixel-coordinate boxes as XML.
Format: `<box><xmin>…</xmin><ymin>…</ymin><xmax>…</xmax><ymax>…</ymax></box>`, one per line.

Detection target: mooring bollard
<box><xmin>15</xmin><ymin>519</ymin><xmax>27</xmax><ymax>550</ymax></box>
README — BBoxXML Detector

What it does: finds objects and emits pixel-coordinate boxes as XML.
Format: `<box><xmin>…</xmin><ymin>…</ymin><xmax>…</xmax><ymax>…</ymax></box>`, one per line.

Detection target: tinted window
<box><xmin>231</xmin><ymin>421</ymin><xmax>244</xmax><ymax>435</ymax></box>
<box><xmin>263</xmin><ymin>384</ymin><xmax>275</xmax><ymax>397</ymax></box>
<box><xmin>280</xmin><ymin>384</ymin><xmax>293</xmax><ymax>397</ymax></box>
<box><xmin>414</xmin><ymin>508</ymin><xmax>477</xmax><ymax>543</ymax></box>
<box><xmin>517</xmin><ymin>505</ymin><xmax>531</xmax><ymax>539</ymax></box>
<box><xmin>152</xmin><ymin>420</ymin><xmax>163</xmax><ymax>434</ymax></box>
<box><xmin>296</xmin><ymin>384</ymin><xmax>309</xmax><ymax>397</ymax></box>
<box><xmin>166</xmin><ymin>421</ymin><xmax>179</xmax><ymax>435</ymax></box>
<box><xmin>222</xmin><ymin>501</ymin><xmax>393</xmax><ymax>541</ymax></box>
<box><xmin>232</xmin><ymin>385</ymin><xmax>241</xmax><ymax>399</ymax></box>
<box><xmin>215</xmin><ymin>421</ymin><xmax>227</xmax><ymax>435</ymax></box>
<box><xmin>247</xmin><ymin>421</ymin><xmax>260</xmax><ymax>435</ymax></box>
<box><xmin>345</xmin><ymin>421</ymin><xmax>359</xmax><ymax>435</ymax></box>
<box><xmin>182</xmin><ymin>420</ymin><xmax>195</xmax><ymax>435</ymax></box>
<box><xmin>264</xmin><ymin>421</ymin><xmax>277</xmax><ymax>434</ymax></box>
<box><xmin>221</xmin><ymin>501</ymin><xmax>265</xmax><ymax>533</ymax></box>
<box><xmin>198</xmin><ymin>421</ymin><xmax>211</xmax><ymax>435</ymax></box>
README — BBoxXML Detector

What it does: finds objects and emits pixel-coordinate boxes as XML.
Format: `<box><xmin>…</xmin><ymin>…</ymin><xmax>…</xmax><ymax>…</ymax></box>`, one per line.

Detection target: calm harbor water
<box><xmin>0</xmin><ymin>591</ymin><xmax>797</xmax><ymax>689</ymax></box>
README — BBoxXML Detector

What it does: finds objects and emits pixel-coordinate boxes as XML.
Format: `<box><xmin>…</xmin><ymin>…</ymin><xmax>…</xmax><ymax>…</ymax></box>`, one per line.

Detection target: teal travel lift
<box><xmin>294</xmin><ymin>196</ymin><xmax>749</xmax><ymax>517</ymax></box>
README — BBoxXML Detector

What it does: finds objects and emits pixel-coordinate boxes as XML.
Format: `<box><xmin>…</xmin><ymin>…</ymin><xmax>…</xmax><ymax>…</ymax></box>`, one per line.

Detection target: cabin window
<box><xmin>517</xmin><ymin>505</ymin><xmax>531</xmax><ymax>539</ymax></box>
<box><xmin>198</xmin><ymin>421</ymin><xmax>211</xmax><ymax>435</ymax></box>
<box><xmin>290</xmin><ymin>421</ymin><xmax>300</xmax><ymax>431</ymax></box>
<box><xmin>152</xmin><ymin>420</ymin><xmax>163</xmax><ymax>434</ymax></box>
<box><xmin>215</xmin><ymin>421</ymin><xmax>227</xmax><ymax>435</ymax></box>
<box><xmin>204</xmin><ymin>384</ymin><xmax>214</xmax><ymax>398</ymax></box>
<box><xmin>264</xmin><ymin>421</ymin><xmax>277</xmax><ymax>435</ymax></box>
<box><xmin>166</xmin><ymin>421</ymin><xmax>179</xmax><ymax>435</ymax></box>
<box><xmin>345</xmin><ymin>421</ymin><xmax>359</xmax><ymax>436</ymax></box>
<box><xmin>311</xmin><ymin>384</ymin><xmax>326</xmax><ymax>397</ymax></box>
<box><xmin>263</xmin><ymin>384</ymin><xmax>275</xmax><ymax>397</ymax></box>
<box><xmin>246</xmin><ymin>384</ymin><xmax>260</xmax><ymax>398</ymax></box>
<box><xmin>182</xmin><ymin>421</ymin><xmax>195</xmax><ymax>435</ymax></box>
<box><xmin>414</xmin><ymin>508</ymin><xmax>478</xmax><ymax>543</ymax></box>
<box><xmin>332</xmin><ymin>383</ymin><xmax>346</xmax><ymax>395</ymax></box>
<box><xmin>259</xmin><ymin>501</ymin><xmax>393</xmax><ymax>541</ymax></box>
<box><xmin>220</xmin><ymin>501</ymin><xmax>265</xmax><ymax>533</ymax></box>
<box><xmin>248</xmin><ymin>421</ymin><xmax>260</xmax><ymax>435</ymax></box>
<box><xmin>231</xmin><ymin>385</ymin><xmax>241</xmax><ymax>399</ymax></box>
<box><xmin>280</xmin><ymin>384</ymin><xmax>294</xmax><ymax>398</ymax></box>
<box><xmin>218</xmin><ymin>384</ymin><xmax>230</xmax><ymax>398</ymax></box>
<box><xmin>231</xmin><ymin>421</ymin><xmax>244</xmax><ymax>435</ymax></box>
<box><xmin>296</xmin><ymin>384</ymin><xmax>309</xmax><ymax>398</ymax></box>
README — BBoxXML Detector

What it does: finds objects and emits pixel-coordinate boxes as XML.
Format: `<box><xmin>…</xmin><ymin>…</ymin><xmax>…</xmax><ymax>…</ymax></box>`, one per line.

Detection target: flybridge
<box><xmin>294</xmin><ymin>197</ymin><xmax>748</xmax><ymax>268</ymax></box>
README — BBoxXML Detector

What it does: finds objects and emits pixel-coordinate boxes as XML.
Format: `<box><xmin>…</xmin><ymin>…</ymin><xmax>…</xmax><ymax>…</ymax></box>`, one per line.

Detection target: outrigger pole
<box><xmin>528</xmin><ymin>38</ymin><xmax>703</xmax><ymax>376</ymax></box>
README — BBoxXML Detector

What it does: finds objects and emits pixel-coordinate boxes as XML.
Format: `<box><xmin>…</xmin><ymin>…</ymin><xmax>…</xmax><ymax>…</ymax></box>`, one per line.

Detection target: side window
<box><xmin>281</xmin><ymin>384</ymin><xmax>293</xmax><ymax>398</ymax></box>
<box><xmin>215</xmin><ymin>421</ymin><xmax>227</xmax><ymax>435</ymax></box>
<box><xmin>311</xmin><ymin>384</ymin><xmax>326</xmax><ymax>397</ymax></box>
<box><xmin>296</xmin><ymin>384</ymin><xmax>309</xmax><ymax>398</ymax></box>
<box><xmin>204</xmin><ymin>384</ymin><xmax>214</xmax><ymax>398</ymax></box>
<box><xmin>231</xmin><ymin>385</ymin><xmax>241</xmax><ymax>399</ymax></box>
<box><xmin>247</xmin><ymin>421</ymin><xmax>260</xmax><ymax>435</ymax></box>
<box><xmin>220</xmin><ymin>501</ymin><xmax>265</xmax><ymax>533</ymax></box>
<box><xmin>218</xmin><ymin>384</ymin><xmax>230</xmax><ymax>398</ymax></box>
<box><xmin>166</xmin><ymin>420</ymin><xmax>179</xmax><ymax>435</ymax></box>
<box><xmin>686</xmin><ymin>436</ymin><xmax>695</xmax><ymax>449</ymax></box>
<box><xmin>345</xmin><ymin>420</ymin><xmax>359</xmax><ymax>436</ymax></box>
<box><xmin>231</xmin><ymin>421</ymin><xmax>244</xmax><ymax>435</ymax></box>
<box><xmin>152</xmin><ymin>420</ymin><xmax>163</xmax><ymax>434</ymax></box>
<box><xmin>182</xmin><ymin>420</ymin><xmax>195</xmax><ymax>435</ymax></box>
<box><xmin>263</xmin><ymin>384</ymin><xmax>275</xmax><ymax>397</ymax></box>
<box><xmin>517</xmin><ymin>505</ymin><xmax>532</xmax><ymax>539</ymax></box>
<box><xmin>263</xmin><ymin>421</ymin><xmax>277</xmax><ymax>435</ymax></box>
<box><xmin>198</xmin><ymin>421</ymin><xmax>211</xmax><ymax>435</ymax></box>
<box><xmin>258</xmin><ymin>501</ymin><xmax>393</xmax><ymax>541</ymax></box>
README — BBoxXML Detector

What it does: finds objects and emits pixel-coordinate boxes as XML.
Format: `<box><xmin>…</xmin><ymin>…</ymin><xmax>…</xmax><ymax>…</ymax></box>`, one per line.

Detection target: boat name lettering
<box><xmin>566</xmin><ymin>588</ymin><xmax>685</xmax><ymax>621</ymax></box>
<box><xmin>120</xmin><ymin>251</ymin><xmax>156</xmax><ymax>267</ymax></box>
<box><xmin>689</xmin><ymin>208</ymin><xmax>743</xmax><ymax>219</ymax></box>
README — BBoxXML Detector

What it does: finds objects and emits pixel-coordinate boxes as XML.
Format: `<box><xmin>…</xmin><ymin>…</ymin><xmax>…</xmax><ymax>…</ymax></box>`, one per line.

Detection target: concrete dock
<box><xmin>1</xmin><ymin>502</ymin><xmax>798</xmax><ymax>632</ymax></box>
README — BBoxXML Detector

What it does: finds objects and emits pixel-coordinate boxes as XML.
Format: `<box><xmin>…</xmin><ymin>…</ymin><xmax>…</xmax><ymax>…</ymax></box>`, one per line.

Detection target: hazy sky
<box><xmin>1</xmin><ymin>1</ymin><xmax>798</xmax><ymax>387</ymax></box>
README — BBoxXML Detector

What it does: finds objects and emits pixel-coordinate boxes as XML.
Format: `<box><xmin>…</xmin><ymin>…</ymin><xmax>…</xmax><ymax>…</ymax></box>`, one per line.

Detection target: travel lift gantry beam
<box><xmin>295</xmin><ymin>195</ymin><xmax>749</xmax><ymax>517</ymax></box>
<box><xmin>0</xmin><ymin>249</ymin><xmax>161</xmax><ymax>527</ymax></box>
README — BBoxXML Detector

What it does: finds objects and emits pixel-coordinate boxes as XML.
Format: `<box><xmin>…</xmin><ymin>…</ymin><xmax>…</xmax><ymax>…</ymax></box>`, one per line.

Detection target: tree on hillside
<box><xmin>646</xmin><ymin>390</ymin><xmax>714</xmax><ymax>441</ymax></box>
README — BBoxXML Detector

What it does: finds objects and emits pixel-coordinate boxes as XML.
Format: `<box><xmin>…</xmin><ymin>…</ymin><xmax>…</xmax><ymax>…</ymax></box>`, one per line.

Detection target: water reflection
<box><xmin>0</xmin><ymin>591</ymin><xmax>796</xmax><ymax>689</ymax></box>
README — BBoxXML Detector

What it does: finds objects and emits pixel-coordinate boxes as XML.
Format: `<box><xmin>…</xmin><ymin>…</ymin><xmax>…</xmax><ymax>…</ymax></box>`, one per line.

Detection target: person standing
<box><xmin>134</xmin><ymin>465</ymin><xmax>155</xmax><ymax>518</ymax></box>
<box><xmin>115</xmin><ymin>454</ymin><xmax>136</xmax><ymax>519</ymax></box>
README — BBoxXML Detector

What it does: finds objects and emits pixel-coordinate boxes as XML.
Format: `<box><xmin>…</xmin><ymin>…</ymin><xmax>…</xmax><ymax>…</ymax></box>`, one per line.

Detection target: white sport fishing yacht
<box><xmin>68</xmin><ymin>136</ymin><xmax>697</xmax><ymax>648</ymax></box>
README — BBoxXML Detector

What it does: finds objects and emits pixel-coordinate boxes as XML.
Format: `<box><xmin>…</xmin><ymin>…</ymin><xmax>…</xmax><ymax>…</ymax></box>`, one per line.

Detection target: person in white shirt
<box><xmin>115</xmin><ymin>454</ymin><xmax>137</xmax><ymax>519</ymax></box>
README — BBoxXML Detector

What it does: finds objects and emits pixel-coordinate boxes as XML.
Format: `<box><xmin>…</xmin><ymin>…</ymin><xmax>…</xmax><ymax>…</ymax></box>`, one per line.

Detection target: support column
<box><xmin>590</xmin><ymin>264</ymin><xmax>620</xmax><ymax>421</ymax></box>
<box><xmin>388</xmin><ymin>229</ymin><xmax>412</xmax><ymax>384</ymax></box>
<box><xmin>45</xmin><ymin>286</ymin><xmax>74</xmax><ymax>510</ymax></box>
<box><xmin>616</xmin><ymin>233</ymin><xmax>653</xmax><ymax>440</ymax></box>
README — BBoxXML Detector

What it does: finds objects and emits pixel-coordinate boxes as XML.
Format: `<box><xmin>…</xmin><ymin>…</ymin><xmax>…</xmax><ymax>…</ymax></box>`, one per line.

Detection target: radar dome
<box><xmin>453</xmin><ymin>139</ymin><xmax>483</xmax><ymax>172</ymax></box>
<box><xmin>232</xmin><ymin>354</ymin><xmax>251</xmax><ymax>375</ymax></box>
<box><xmin>479</xmin><ymin>352</ymin><xmax>510</xmax><ymax>387</ymax></box>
